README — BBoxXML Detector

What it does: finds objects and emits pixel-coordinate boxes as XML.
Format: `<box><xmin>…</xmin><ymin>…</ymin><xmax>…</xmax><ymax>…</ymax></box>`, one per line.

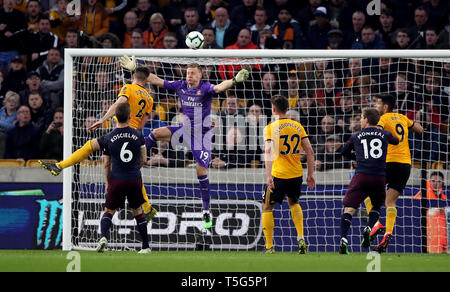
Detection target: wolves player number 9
<box><xmin>361</xmin><ymin>138</ymin><xmax>383</xmax><ymax>159</ymax></box>
<box><xmin>120</xmin><ymin>142</ymin><xmax>133</xmax><ymax>163</ymax></box>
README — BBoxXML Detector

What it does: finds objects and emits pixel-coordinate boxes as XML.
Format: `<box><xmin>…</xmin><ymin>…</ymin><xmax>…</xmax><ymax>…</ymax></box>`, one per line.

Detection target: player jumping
<box><xmin>262</xmin><ymin>95</ymin><xmax>316</xmax><ymax>254</ymax></box>
<box><xmin>119</xmin><ymin>55</ymin><xmax>249</xmax><ymax>229</ymax></box>
<box><xmin>39</xmin><ymin>66</ymin><xmax>158</xmax><ymax>224</ymax></box>
<box><xmin>364</xmin><ymin>94</ymin><xmax>423</xmax><ymax>253</ymax></box>
<box><xmin>339</xmin><ymin>107</ymin><xmax>399</xmax><ymax>254</ymax></box>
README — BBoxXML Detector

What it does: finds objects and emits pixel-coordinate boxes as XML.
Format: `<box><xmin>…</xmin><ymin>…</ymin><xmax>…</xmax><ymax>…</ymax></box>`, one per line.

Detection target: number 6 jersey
<box><xmin>377</xmin><ymin>112</ymin><xmax>415</xmax><ymax>165</ymax></box>
<box><xmin>341</xmin><ymin>127</ymin><xmax>399</xmax><ymax>176</ymax></box>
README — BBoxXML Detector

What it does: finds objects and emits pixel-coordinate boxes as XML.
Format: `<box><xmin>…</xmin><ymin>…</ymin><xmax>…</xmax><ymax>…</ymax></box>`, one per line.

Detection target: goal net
<box><xmin>63</xmin><ymin>49</ymin><xmax>449</xmax><ymax>253</ymax></box>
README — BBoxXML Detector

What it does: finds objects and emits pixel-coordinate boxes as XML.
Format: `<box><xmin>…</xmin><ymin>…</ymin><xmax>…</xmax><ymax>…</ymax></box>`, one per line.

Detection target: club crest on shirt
<box><xmin>197</xmin><ymin>90</ymin><xmax>201</xmax><ymax>95</ymax></box>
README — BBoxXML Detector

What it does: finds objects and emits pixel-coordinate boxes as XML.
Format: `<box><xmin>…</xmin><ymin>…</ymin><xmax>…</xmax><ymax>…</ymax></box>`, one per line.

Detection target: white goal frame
<box><xmin>62</xmin><ymin>49</ymin><xmax>450</xmax><ymax>251</ymax></box>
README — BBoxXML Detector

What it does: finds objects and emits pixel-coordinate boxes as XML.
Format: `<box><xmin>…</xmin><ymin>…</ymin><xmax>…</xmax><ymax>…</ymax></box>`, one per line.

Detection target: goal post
<box><xmin>63</xmin><ymin>49</ymin><xmax>450</xmax><ymax>252</ymax></box>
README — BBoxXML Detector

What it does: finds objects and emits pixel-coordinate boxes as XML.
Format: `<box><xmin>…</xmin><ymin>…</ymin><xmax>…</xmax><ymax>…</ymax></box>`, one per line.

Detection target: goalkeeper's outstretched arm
<box><xmin>120</xmin><ymin>55</ymin><xmax>164</xmax><ymax>87</ymax></box>
<box><xmin>214</xmin><ymin>69</ymin><xmax>249</xmax><ymax>93</ymax></box>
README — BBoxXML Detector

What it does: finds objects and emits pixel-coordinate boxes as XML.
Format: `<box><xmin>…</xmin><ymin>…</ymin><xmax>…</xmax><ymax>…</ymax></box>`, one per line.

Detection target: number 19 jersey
<box><xmin>264</xmin><ymin>118</ymin><xmax>308</xmax><ymax>179</ymax></box>
<box><xmin>377</xmin><ymin>113</ymin><xmax>414</xmax><ymax>165</ymax></box>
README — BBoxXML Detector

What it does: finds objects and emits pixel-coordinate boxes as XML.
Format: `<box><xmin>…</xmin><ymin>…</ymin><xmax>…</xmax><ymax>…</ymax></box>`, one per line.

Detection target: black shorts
<box><xmin>105</xmin><ymin>178</ymin><xmax>145</xmax><ymax>210</ymax></box>
<box><xmin>343</xmin><ymin>173</ymin><xmax>386</xmax><ymax>209</ymax></box>
<box><xmin>263</xmin><ymin>176</ymin><xmax>303</xmax><ymax>205</ymax></box>
<box><xmin>386</xmin><ymin>162</ymin><xmax>411</xmax><ymax>194</ymax></box>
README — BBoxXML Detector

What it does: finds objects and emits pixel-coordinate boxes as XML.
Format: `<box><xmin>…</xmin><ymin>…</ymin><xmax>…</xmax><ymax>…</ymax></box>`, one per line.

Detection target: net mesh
<box><xmin>70</xmin><ymin>53</ymin><xmax>449</xmax><ymax>252</ymax></box>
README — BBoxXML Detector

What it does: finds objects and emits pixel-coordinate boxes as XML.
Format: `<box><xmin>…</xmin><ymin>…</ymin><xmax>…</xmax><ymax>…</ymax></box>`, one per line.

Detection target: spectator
<box><xmin>327</xmin><ymin>0</ymin><xmax>353</xmax><ymax>30</ymax></box>
<box><xmin>28</xmin><ymin>91</ymin><xmax>53</xmax><ymax>135</ymax></box>
<box><xmin>307</xmin><ymin>6</ymin><xmax>332</xmax><ymax>49</ymax></box>
<box><xmin>298</xmin><ymin>92</ymin><xmax>321</xmax><ymax>137</ymax></box>
<box><xmin>62</xmin><ymin>27</ymin><xmax>80</xmax><ymax>49</ymax></box>
<box><xmin>258</xmin><ymin>29</ymin><xmax>274</xmax><ymax>49</ymax></box>
<box><xmin>25</xmin><ymin>15</ymin><xmax>59</xmax><ymax>71</ymax></box>
<box><xmin>211</xmin><ymin>127</ymin><xmax>247</xmax><ymax>169</ymax></box>
<box><xmin>335</xmin><ymin>90</ymin><xmax>354</xmax><ymax>129</ymax></box>
<box><xmin>218</xmin><ymin>29</ymin><xmax>261</xmax><ymax>80</ymax></box>
<box><xmin>209</xmin><ymin>7</ymin><xmax>240</xmax><ymax>49</ymax></box>
<box><xmin>313</xmin><ymin>70</ymin><xmax>343</xmax><ymax>115</ymax></box>
<box><xmin>371</xmin><ymin>57</ymin><xmax>396</xmax><ymax>94</ymax></box>
<box><xmin>281</xmin><ymin>70</ymin><xmax>300</xmax><ymax>107</ymax></box>
<box><xmin>13</xmin><ymin>0</ymin><xmax>27</xmax><ymax>13</ymax></box>
<box><xmin>0</xmin><ymin>71</ymin><xmax>5</xmax><ymax>101</ymax></box>
<box><xmin>143</xmin><ymin>12</ymin><xmax>168</xmax><ymax>48</ymax></box>
<box><xmin>120</xmin><ymin>10</ymin><xmax>139</xmax><ymax>48</ymax></box>
<box><xmin>251</xmin><ymin>72</ymin><xmax>279</xmax><ymax>117</ymax></box>
<box><xmin>391</xmin><ymin>28</ymin><xmax>411</xmax><ymax>49</ymax></box>
<box><xmin>220</xmin><ymin>95</ymin><xmax>246</xmax><ymax>127</ymax></box>
<box><xmin>146</xmin><ymin>140</ymin><xmax>186</xmax><ymax>168</ymax></box>
<box><xmin>408</xmin><ymin>6</ymin><xmax>429</xmax><ymax>49</ymax></box>
<box><xmin>353</xmin><ymin>75</ymin><xmax>374</xmax><ymax>108</ymax></box>
<box><xmin>135</xmin><ymin>0</ymin><xmax>159</xmax><ymax>31</ymax></box>
<box><xmin>231</xmin><ymin>0</ymin><xmax>257</xmax><ymax>29</ymax></box>
<box><xmin>438</xmin><ymin>10</ymin><xmax>450</xmax><ymax>48</ymax></box>
<box><xmin>327</xmin><ymin>28</ymin><xmax>344</xmax><ymax>49</ymax></box>
<box><xmin>344</xmin><ymin>58</ymin><xmax>362</xmax><ymax>89</ymax></box>
<box><xmin>342</xmin><ymin>111</ymin><xmax>361</xmax><ymax>142</ymax></box>
<box><xmin>177</xmin><ymin>7</ymin><xmax>203</xmax><ymax>48</ymax></box>
<box><xmin>245</xmin><ymin>103</ymin><xmax>264</xmax><ymax>167</ymax></box>
<box><xmin>315</xmin><ymin>134</ymin><xmax>350</xmax><ymax>171</ymax></box>
<box><xmin>414</xmin><ymin>171</ymin><xmax>447</xmax><ymax>200</ymax></box>
<box><xmin>2</xmin><ymin>55</ymin><xmax>27</xmax><ymax>94</ymax></box>
<box><xmin>76</xmin><ymin>0</ymin><xmax>109</xmax><ymax>38</ymax></box>
<box><xmin>103</xmin><ymin>1</ymin><xmax>129</xmax><ymax>37</ymax></box>
<box><xmin>201</xmin><ymin>27</ymin><xmax>220</xmax><ymax>49</ymax></box>
<box><xmin>49</xmin><ymin>0</ymin><xmax>77</xmax><ymax>46</ymax></box>
<box><xmin>162</xmin><ymin>0</ymin><xmax>188</xmax><ymax>32</ymax></box>
<box><xmin>342</xmin><ymin>11</ymin><xmax>366</xmax><ymax>49</ymax></box>
<box><xmin>424</xmin><ymin>0</ymin><xmax>450</xmax><ymax>31</ymax></box>
<box><xmin>200</xmin><ymin>0</ymin><xmax>228</xmax><ymax>25</ymax></box>
<box><xmin>130</xmin><ymin>28</ymin><xmax>146</xmax><ymax>48</ymax></box>
<box><xmin>0</xmin><ymin>91</ymin><xmax>20</xmax><ymax>157</ymax></box>
<box><xmin>4</xmin><ymin>105</ymin><xmax>41</xmax><ymax>159</ymax></box>
<box><xmin>423</xmin><ymin>71</ymin><xmax>449</xmax><ymax>129</ymax></box>
<box><xmin>19</xmin><ymin>71</ymin><xmax>50</xmax><ymax>107</ymax></box>
<box><xmin>417</xmin><ymin>27</ymin><xmax>449</xmax><ymax>49</ymax></box>
<box><xmin>271</xmin><ymin>6</ymin><xmax>306</xmax><ymax>49</ymax></box>
<box><xmin>376</xmin><ymin>8</ymin><xmax>396</xmax><ymax>49</ymax></box>
<box><xmin>297</xmin><ymin>0</ymin><xmax>323</xmax><ymax>34</ymax></box>
<box><xmin>25</xmin><ymin>0</ymin><xmax>42</xmax><ymax>33</ymax></box>
<box><xmin>39</xmin><ymin>107</ymin><xmax>64</xmax><ymax>160</ymax></box>
<box><xmin>97</xmin><ymin>32</ymin><xmax>122</xmax><ymax>48</ymax></box>
<box><xmin>313</xmin><ymin>115</ymin><xmax>343</xmax><ymax>155</ymax></box>
<box><xmin>0</xmin><ymin>0</ymin><xmax>27</xmax><ymax>73</ymax></box>
<box><xmin>304</xmin><ymin>59</ymin><xmax>328</xmax><ymax>92</ymax></box>
<box><xmin>36</xmin><ymin>48</ymin><xmax>64</xmax><ymax>110</ymax></box>
<box><xmin>248</xmin><ymin>7</ymin><xmax>270</xmax><ymax>47</ymax></box>
<box><xmin>352</xmin><ymin>25</ymin><xmax>386</xmax><ymax>50</ymax></box>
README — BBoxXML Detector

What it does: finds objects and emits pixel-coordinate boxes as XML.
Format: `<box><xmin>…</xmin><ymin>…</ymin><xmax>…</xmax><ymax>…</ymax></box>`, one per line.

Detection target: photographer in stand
<box><xmin>39</xmin><ymin>107</ymin><xmax>64</xmax><ymax>160</ymax></box>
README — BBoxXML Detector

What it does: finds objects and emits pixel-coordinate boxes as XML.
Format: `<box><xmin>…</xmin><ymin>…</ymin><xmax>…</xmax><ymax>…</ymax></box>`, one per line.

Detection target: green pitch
<box><xmin>0</xmin><ymin>250</ymin><xmax>449</xmax><ymax>272</ymax></box>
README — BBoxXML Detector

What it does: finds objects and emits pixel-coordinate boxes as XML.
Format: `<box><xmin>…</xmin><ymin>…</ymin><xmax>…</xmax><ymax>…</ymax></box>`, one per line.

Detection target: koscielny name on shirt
<box><xmin>357</xmin><ymin>131</ymin><xmax>385</xmax><ymax>140</ymax></box>
<box><xmin>110</xmin><ymin>132</ymin><xmax>139</xmax><ymax>142</ymax></box>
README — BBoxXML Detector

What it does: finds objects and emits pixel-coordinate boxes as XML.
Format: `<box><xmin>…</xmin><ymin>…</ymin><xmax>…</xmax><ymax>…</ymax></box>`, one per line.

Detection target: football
<box><xmin>185</xmin><ymin>31</ymin><xmax>204</xmax><ymax>49</ymax></box>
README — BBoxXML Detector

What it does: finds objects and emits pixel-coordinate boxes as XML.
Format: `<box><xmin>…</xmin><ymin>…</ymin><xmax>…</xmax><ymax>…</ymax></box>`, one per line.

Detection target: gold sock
<box><xmin>385</xmin><ymin>207</ymin><xmax>397</xmax><ymax>234</ymax></box>
<box><xmin>57</xmin><ymin>140</ymin><xmax>94</xmax><ymax>169</ymax></box>
<box><xmin>141</xmin><ymin>185</ymin><xmax>151</xmax><ymax>214</ymax></box>
<box><xmin>290</xmin><ymin>204</ymin><xmax>304</xmax><ymax>239</ymax></box>
<box><xmin>364</xmin><ymin>197</ymin><xmax>373</xmax><ymax>213</ymax></box>
<box><xmin>262</xmin><ymin>211</ymin><xmax>274</xmax><ymax>249</ymax></box>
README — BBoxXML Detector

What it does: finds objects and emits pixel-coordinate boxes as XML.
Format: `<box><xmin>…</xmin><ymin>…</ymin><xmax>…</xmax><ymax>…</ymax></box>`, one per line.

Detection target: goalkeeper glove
<box><xmin>119</xmin><ymin>55</ymin><xmax>137</xmax><ymax>71</ymax></box>
<box><xmin>232</xmin><ymin>69</ymin><xmax>249</xmax><ymax>85</ymax></box>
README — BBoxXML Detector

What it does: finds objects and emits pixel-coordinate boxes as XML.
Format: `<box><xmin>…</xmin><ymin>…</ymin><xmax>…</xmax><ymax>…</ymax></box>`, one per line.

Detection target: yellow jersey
<box><xmin>377</xmin><ymin>112</ymin><xmax>414</xmax><ymax>165</ymax></box>
<box><xmin>264</xmin><ymin>118</ymin><xmax>308</xmax><ymax>179</ymax></box>
<box><xmin>118</xmin><ymin>84</ymin><xmax>154</xmax><ymax>130</ymax></box>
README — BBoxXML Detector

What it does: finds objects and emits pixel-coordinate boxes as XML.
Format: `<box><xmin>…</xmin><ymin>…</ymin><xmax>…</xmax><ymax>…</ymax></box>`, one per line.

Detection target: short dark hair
<box><xmin>134</xmin><ymin>66</ymin><xmax>150</xmax><ymax>81</ymax></box>
<box><xmin>271</xmin><ymin>94</ymin><xmax>289</xmax><ymax>114</ymax></box>
<box><xmin>378</xmin><ymin>94</ymin><xmax>396</xmax><ymax>112</ymax></box>
<box><xmin>362</xmin><ymin>107</ymin><xmax>380</xmax><ymax>125</ymax></box>
<box><xmin>115</xmin><ymin>102</ymin><xmax>130</xmax><ymax>123</ymax></box>
<box><xmin>430</xmin><ymin>171</ymin><xmax>444</xmax><ymax>180</ymax></box>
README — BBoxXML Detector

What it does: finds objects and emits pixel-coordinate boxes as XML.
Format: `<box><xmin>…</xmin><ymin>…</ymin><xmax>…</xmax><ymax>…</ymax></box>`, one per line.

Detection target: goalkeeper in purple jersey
<box><xmin>119</xmin><ymin>55</ymin><xmax>249</xmax><ymax>229</ymax></box>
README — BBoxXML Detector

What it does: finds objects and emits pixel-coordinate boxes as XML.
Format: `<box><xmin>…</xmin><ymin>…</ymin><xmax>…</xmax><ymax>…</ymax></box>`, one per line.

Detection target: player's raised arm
<box><xmin>301</xmin><ymin>137</ymin><xmax>316</xmax><ymax>189</ymax></box>
<box><xmin>88</xmin><ymin>95</ymin><xmax>128</xmax><ymax>131</ymax></box>
<box><xmin>120</xmin><ymin>55</ymin><xmax>165</xmax><ymax>88</ymax></box>
<box><xmin>214</xmin><ymin>69</ymin><xmax>249</xmax><ymax>93</ymax></box>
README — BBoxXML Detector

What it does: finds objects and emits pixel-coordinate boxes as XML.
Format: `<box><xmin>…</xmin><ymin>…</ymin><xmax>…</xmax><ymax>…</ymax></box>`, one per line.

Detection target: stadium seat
<box><xmin>26</xmin><ymin>159</ymin><xmax>57</xmax><ymax>167</ymax></box>
<box><xmin>0</xmin><ymin>159</ymin><xmax>26</xmax><ymax>167</ymax></box>
<box><xmin>431</xmin><ymin>161</ymin><xmax>445</xmax><ymax>170</ymax></box>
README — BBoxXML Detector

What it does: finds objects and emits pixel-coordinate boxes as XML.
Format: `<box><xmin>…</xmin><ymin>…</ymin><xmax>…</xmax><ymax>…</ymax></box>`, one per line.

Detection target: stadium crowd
<box><xmin>0</xmin><ymin>0</ymin><xmax>449</xmax><ymax>170</ymax></box>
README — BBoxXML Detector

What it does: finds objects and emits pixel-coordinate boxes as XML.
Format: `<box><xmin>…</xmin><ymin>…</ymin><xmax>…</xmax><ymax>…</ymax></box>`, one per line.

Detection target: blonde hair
<box><xmin>4</xmin><ymin>91</ymin><xmax>20</xmax><ymax>106</ymax></box>
<box><xmin>150</xmin><ymin>13</ymin><xmax>165</xmax><ymax>25</ymax></box>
